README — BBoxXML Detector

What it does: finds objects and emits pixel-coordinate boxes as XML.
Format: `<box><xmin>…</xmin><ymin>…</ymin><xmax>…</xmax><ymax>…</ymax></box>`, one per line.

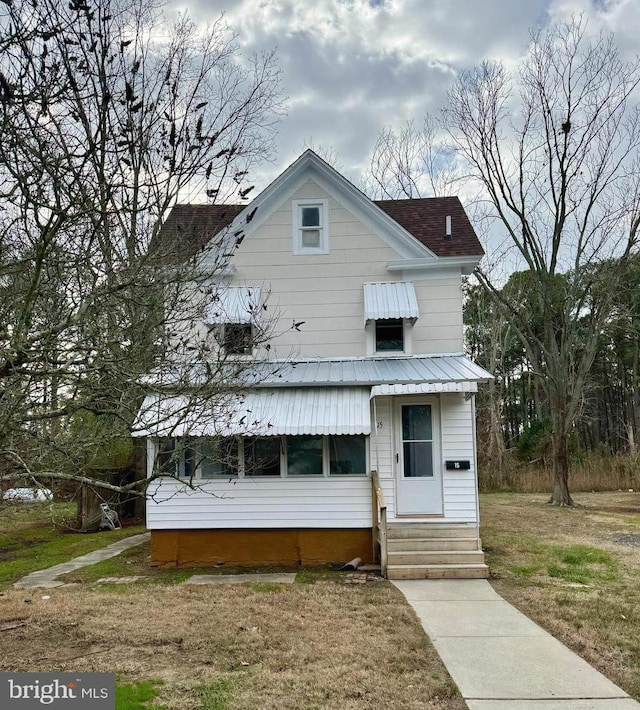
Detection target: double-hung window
<box><xmin>292</xmin><ymin>199</ymin><xmax>329</xmax><ymax>254</ymax></box>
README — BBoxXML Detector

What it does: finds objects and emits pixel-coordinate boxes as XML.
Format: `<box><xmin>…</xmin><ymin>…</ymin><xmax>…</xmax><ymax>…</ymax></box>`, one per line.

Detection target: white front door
<box><xmin>395</xmin><ymin>399</ymin><xmax>443</xmax><ymax>515</ymax></box>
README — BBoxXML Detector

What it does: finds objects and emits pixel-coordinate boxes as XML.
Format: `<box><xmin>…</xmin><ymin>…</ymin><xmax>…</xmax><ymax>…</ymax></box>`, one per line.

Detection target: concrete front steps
<box><xmin>386</xmin><ymin>523</ymin><xmax>489</xmax><ymax>580</ymax></box>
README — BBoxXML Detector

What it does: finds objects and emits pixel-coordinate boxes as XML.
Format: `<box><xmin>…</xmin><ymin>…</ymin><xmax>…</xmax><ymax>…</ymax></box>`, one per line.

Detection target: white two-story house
<box><xmin>134</xmin><ymin>150</ymin><xmax>491</xmax><ymax>579</ymax></box>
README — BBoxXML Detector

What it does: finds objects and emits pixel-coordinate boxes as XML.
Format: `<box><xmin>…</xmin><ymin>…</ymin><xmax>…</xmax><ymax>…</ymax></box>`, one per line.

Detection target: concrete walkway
<box><xmin>13</xmin><ymin>532</ymin><xmax>151</xmax><ymax>589</ymax></box>
<box><xmin>393</xmin><ymin>579</ymin><xmax>640</xmax><ymax>710</ymax></box>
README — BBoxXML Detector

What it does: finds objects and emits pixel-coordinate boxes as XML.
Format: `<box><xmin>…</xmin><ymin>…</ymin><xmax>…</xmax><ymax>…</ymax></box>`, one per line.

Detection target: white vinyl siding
<box><xmin>146</xmin><ymin>476</ymin><xmax>373</xmax><ymax>529</ymax></box>
<box><xmin>370</xmin><ymin>396</ymin><xmax>396</xmax><ymax>519</ymax></box>
<box><xmin>224</xmin><ymin>181</ymin><xmax>464</xmax><ymax>358</ymax></box>
<box><xmin>440</xmin><ymin>394</ymin><xmax>477</xmax><ymax>522</ymax></box>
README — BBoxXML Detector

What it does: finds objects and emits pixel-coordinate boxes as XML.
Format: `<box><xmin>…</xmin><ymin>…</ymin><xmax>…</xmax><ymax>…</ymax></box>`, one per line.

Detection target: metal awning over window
<box><xmin>363</xmin><ymin>282</ymin><xmax>419</xmax><ymax>322</ymax></box>
<box><xmin>370</xmin><ymin>382</ymin><xmax>477</xmax><ymax>397</ymax></box>
<box><xmin>205</xmin><ymin>286</ymin><xmax>262</xmax><ymax>324</ymax></box>
<box><xmin>133</xmin><ymin>387</ymin><xmax>371</xmax><ymax>438</ymax></box>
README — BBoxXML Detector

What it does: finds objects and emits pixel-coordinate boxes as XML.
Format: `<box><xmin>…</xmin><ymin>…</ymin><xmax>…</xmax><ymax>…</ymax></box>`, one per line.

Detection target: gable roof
<box><xmin>152</xmin><ymin>151</ymin><xmax>484</xmax><ymax>262</ymax></box>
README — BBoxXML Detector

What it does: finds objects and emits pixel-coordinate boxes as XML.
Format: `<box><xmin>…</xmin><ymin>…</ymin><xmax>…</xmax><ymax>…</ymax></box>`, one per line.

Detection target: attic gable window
<box><xmin>292</xmin><ymin>199</ymin><xmax>329</xmax><ymax>254</ymax></box>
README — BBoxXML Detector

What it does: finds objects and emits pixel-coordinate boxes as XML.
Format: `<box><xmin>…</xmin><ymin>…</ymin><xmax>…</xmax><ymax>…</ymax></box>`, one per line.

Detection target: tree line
<box><xmin>465</xmin><ymin>257</ymin><xmax>640</xmax><ymax>472</ymax></box>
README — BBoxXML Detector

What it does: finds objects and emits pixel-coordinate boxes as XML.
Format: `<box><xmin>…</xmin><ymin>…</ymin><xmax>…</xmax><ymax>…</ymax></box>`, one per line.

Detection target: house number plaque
<box><xmin>445</xmin><ymin>460</ymin><xmax>471</xmax><ymax>470</ymax></box>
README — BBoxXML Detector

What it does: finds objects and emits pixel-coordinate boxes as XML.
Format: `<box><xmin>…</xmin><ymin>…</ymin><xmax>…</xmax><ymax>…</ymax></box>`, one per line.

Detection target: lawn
<box><xmin>480</xmin><ymin>491</ymin><xmax>640</xmax><ymax>701</ymax></box>
<box><xmin>0</xmin><ymin>501</ymin><xmax>146</xmax><ymax>588</ymax></box>
<box><xmin>4</xmin><ymin>493</ymin><xmax>639</xmax><ymax>708</ymax></box>
<box><xmin>0</xmin><ymin>503</ymin><xmax>465</xmax><ymax>710</ymax></box>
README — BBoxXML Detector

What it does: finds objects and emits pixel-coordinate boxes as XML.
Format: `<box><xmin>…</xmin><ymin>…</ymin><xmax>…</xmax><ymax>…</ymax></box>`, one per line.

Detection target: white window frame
<box><xmin>365</xmin><ymin>318</ymin><xmax>413</xmax><ymax>356</ymax></box>
<box><xmin>292</xmin><ymin>198</ymin><xmax>329</xmax><ymax>255</ymax></box>
<box><xmin>156</xmin><ymin>435</ymin><xmax>368</xmax><ymax>479</ymax></box>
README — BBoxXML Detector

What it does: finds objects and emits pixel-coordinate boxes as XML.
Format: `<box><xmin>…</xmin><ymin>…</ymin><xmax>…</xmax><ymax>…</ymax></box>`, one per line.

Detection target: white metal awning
<box><xmin>370</xmin><ymin>382</ymin><xmax>477</xmax><ymax>397</ymax></box>
<box><xmin>363</xmin><ymin>282</ymin><xmax>419</xmax><ymax>322</ymax></box>
<box><xmin>133</xmin><ymin>387</ymin><xmax>371</xmax><ymax>438</ymax></box>
<box><xmin>205</xmin><ymin>286</ymin><xmax>262</xmax><ymax>324</ymax></box>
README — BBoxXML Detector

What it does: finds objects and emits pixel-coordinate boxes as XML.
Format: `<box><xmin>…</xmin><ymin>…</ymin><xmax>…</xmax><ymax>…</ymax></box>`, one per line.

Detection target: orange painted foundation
<box><xmin>151</xmin><ymin>528</ymin><xmax>374</xmax><ymax>568</ymax></box>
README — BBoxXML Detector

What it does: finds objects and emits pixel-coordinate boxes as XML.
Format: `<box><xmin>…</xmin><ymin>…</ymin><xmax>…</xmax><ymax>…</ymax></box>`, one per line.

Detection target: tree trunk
<box><xmin>549</xmin><ymin>428</ymin><xmax>574</xmax><ymax>506</ymax></box>
<box><xmin>486</xmin><ymin>376</ymin><xmax>507</xmax><ymax>476</ymax></box>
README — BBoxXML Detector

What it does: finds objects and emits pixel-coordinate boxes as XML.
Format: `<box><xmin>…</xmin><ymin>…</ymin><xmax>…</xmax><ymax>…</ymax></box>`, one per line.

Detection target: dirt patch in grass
<box><xmin>481</xmin><ymin>491</ymin><xmax>640</xmax><ymax>700</ymax></box>
<box><xmin>0</xmin><ymin>579</ymin><xmax>464</xmax><ymax>709</ymax></box>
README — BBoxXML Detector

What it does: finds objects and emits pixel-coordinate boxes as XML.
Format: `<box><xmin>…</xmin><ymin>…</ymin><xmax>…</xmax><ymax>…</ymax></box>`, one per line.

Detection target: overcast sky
<box><xmin>168</xmin><ymin>0</ymin><xmax>639</xmax><ymax>192</ymax></box>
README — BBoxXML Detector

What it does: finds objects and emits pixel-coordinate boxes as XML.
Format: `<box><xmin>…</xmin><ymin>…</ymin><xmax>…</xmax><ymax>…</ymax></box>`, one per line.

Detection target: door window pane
<box><xmin>329</xmin><ymin>435</ymin><xmax>366</xmax><ymax>475</ymax></box>
<box><xmin>402</xmin><ymin>404</ymin><xmax>432</xmax><ymax>441</ymax></box>
<box><xmin>245</xmin><ymin>437</ymin><xmax>281</xmax><ymax>476</ymax></box>
<box><xmin>403</xmin><ymin>442</ymin><xmax>434</xmax><ymax>478</ymax></box>
<box><xmin>287</xmin><ymin>436</ymin><xmax>323</xmax><ymax>475</ymax></box>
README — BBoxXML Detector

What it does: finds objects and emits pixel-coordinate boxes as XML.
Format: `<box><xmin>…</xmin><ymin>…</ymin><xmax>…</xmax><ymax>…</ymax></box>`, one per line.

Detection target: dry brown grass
<box><xmin>0</xmin><ymin>576</ymin><xmax>464</xmax><ymax>709</ymax></box>
<box><xmin>480</xmin><ymin>454</ymin><xmax>640</xmax><ymax>493</ymax></box>
<box><xmin>481</xmin><ymin>491</ymin><xmax>640</xmax><ymax>700</ymax></box>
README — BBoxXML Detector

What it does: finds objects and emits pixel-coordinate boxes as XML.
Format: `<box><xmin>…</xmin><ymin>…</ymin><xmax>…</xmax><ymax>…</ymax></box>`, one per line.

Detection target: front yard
<box><xmin>2</xmin><ymin>492</ymin><xmax>640</xmax><ymax>707</ymax></box>
<box><xmin>0</xmin><ymin>503</ymin><xmax>463</xmax><ymax>710</ymax></box>
<box><xmin>481</xmin><ymin>491</ymin><xmax>640</xmax><ymax>701</ymax></box>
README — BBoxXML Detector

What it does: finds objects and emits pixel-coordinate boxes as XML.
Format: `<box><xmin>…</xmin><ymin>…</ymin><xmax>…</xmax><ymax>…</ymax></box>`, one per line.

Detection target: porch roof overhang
<box><xmin>133</xmin><ymin>387</ymin><xmax>371</xmax><ymax>438</ymax></box>
<box><xmin>370</xmin><ymin>381</ymin><xmax>478</xmax><ymax>397</ymax></box>
<box><xmin>254</xmin><ymin>354</ymin><xmax>492</xmax><ymax>387</ymax></box>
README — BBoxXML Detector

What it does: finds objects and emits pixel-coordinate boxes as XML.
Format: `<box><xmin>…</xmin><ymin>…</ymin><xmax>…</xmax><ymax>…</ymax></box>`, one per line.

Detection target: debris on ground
<box><xmin>344</xmin><ymin>572</ymin><xmax>381</xmax><ymax>584</ymax></box>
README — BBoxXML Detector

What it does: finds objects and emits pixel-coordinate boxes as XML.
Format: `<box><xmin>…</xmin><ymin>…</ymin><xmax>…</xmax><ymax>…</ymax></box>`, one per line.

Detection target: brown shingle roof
<box><xmin>151</xmin><ymin>204</ymin><xmax>244</xmax><ymax>263</ymax></box>
<box><xmin>375</xmin><ymin>196</ymin><xmax>484</xmax><ymax>257</ymax></box>
<box><xmin>154</xmin><ymin>195</ymin><xmax>483</xmax><ymax>262</ymax></box>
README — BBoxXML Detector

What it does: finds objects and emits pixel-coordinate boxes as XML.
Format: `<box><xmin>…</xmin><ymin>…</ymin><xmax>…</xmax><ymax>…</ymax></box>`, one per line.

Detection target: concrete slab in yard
<box><xmin>467</xmin><ymin>701</ymin><xmax>640</xmax><ymax>710</ymax></box>
<box><xmin>13</xmin><ymin>532</ymin><xmax>150</xmax><ymax>589</ymax></box>
<box><xmin>411</xmin><ymin>600</ymin><xmax>549</xmax><ymax>638</ymax></box>
<box><xmin>393</xmin><ymin>579</ymin><xmax>502</xmax><ymax>601</ymax></box>
<box><xmin>435</xmin><ymin>636</ymin><xmax>629</xmax><ymax>700</ymax></box>
<box><xmin>184</xmin><ymin>573</ymin><xmax>296</xmax><ymax>585</ymax></box>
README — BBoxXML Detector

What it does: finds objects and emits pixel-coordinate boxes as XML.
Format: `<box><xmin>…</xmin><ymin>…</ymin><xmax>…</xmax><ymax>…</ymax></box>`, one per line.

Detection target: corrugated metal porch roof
<box><xmin>256</xmin><ymin>354</ymin><xmax>491</xmax><ymax>387</ymax></box>
<box><xmin>133</xmin><ymin>387</ymin><xmax>371</xmax><ymax>438</ymax></box>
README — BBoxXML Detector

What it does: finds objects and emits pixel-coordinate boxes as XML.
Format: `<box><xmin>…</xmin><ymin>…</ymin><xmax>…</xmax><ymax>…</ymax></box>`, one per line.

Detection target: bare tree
<box><xmin>0</xmin><ymin>0</ymin><xmax>284</xmax><ymax>512</ymax></box>
<box><xmin>445</xmin><ymin>17</ymin><xmax>640</xmax><ymax>504</ymax></box>
<box><xmin>362</xmin><ymin>116</ymin><xmax>462</xmax><ymax>199</ymax></box>
<box><xmin>299</xmin><ymin>139</ymin><xmax>344</xmax><ymax>172</ymax></box>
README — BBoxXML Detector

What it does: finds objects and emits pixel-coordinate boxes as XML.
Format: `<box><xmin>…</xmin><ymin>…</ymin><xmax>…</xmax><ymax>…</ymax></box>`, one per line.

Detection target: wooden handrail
<box><xmin>371</xmin><ymin>470</ymin><xmax>388</xmax><ymax>578</ymax></box>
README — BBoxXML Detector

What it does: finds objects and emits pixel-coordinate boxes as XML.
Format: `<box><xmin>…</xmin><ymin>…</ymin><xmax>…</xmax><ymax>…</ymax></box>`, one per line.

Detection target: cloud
<box><xmin>168</xmin><ymin>0</ymin><xmax>638</xmax><ymax>190</ymax></box>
